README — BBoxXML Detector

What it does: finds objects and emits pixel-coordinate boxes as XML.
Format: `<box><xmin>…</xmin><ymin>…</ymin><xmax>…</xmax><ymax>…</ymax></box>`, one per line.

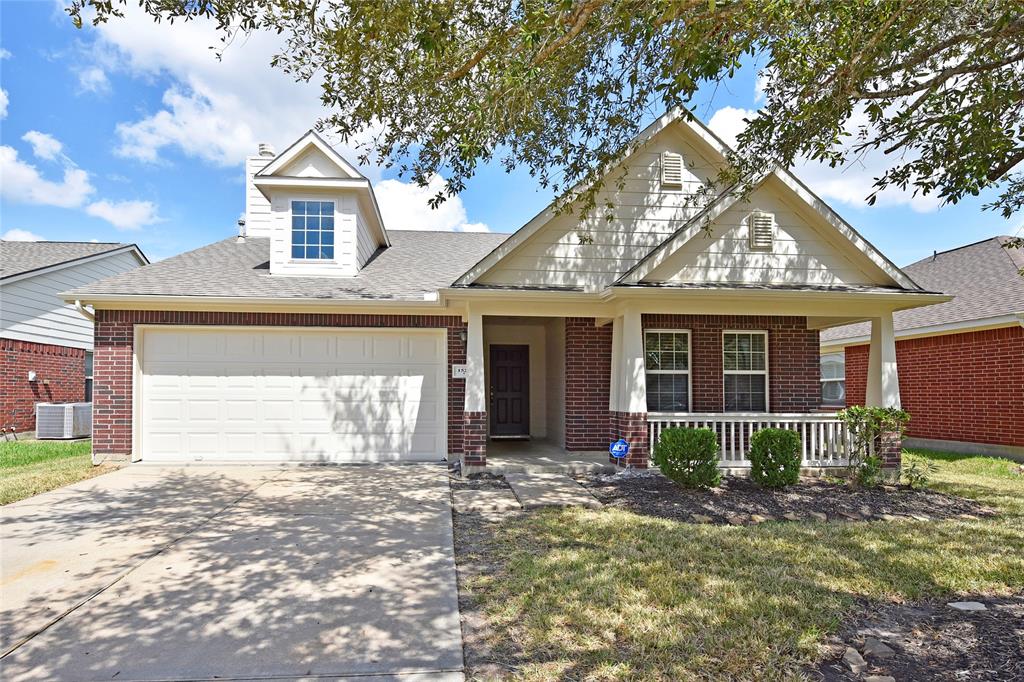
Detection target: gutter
<box><xmin>73</xmin><ymin>300</ymin><xmax>95</xmax><ymax>322</ymax></box>
<box><xmin>820</xmin><ymin>312</ymin><xmax>1024</xmax><ymax>351</ymax></box>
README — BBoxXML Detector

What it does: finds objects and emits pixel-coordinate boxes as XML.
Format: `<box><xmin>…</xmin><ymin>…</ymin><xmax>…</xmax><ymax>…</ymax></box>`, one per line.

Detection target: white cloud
<box><xmin>708</xmin><ymin>104</ymin><xmax>940</xmax><ymax>213</ymax></box>
<box><xmin>22</xmin><ymin>131</ymin><xmax>63</xmax><ymax>161</ymax></box>
<box><xmin>374</xmin><ymin>174</ymin><xmax>490</xmax><ymax>232</ymax></box>
<box><xmin>0</xmin><ymin>48</ymin><xmax>10</xmax><ymax>60</ymax></box>
<box><xmin>2</xmin><ymin>228</ymin><xmax>44</xmax><ymax>241</ymax></box>
<box><xmin>0</xmin><ymin>146</ymin><xmax>94</xmax><ymax>208</ymax></box>
<box><xmin>0</xmin><ymin>88</ymin><xmax>8</xmax><ymax>119</ymax></box>
<box><xmin>85</xmin><ymin>8</ymin><xmax>376</xmax><ymax>173</ymax></box>
<box><xmin>85</xmin><ymin>199</ymin><xmax>160</xmax><ymax>230</ymax></box>
<box><xmin>76</xmin><ymin>66</ymin><xmax>111</xmax><ymax>94</ymax></box>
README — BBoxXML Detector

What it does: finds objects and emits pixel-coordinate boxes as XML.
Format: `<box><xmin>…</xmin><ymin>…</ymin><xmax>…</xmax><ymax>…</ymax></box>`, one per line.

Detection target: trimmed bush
<box><xmin>748</xmin><ymin>428</ymin><xmax>801</xmax><ymax>488</ymax></box>
<box><xmin>652</xmin><ymin>427</ymin><xmax>720</xmax><ymax>489</ymax></box>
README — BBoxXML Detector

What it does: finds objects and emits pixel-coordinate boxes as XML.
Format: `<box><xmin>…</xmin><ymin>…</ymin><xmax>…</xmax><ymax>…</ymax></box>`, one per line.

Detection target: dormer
<box><xmin>245</xmin><ymin>131</ymin><xmax>389</xmax><ymax>277</ymax></box>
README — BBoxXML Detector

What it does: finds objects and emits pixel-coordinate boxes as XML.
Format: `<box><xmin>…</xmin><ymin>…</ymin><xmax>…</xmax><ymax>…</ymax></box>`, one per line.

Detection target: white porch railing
<box><xmin>647</xmin><ymin>412</ymin><xmax>852</xmax><ymax>467</ymax></box>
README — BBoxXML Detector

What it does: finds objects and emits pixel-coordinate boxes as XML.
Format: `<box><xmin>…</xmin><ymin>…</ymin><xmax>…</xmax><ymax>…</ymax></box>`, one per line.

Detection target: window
<box><xmin>661</xmin><ymin>151</ymin><xmax>684</xmax><ymax>188</ymax></box>
<box><xmin>821</xmin><ymin>352</ymin><xmax>846</xmax><ymax>407</ymax></box>
<box><xmin>290</xmin><ymin>200</ymin><xmax>335</xmax><ymax>260</ymax></box>
<box><xmin>747</xmin><ymin>210</ymin><xmax>774</xmax><ymax>250</ymax></box>
<box><xmin>84</xmin><ymin>351</ymin><xmax>93</xmax><ymax>402</ymax></box>
<box><xmin>723</xmin><ymin>331</ymin><xmax>768</xmax><ymax>411</ymax></box>
<box><xmin>644</xmin><ymin>331</ymin><xmax>690</xmax><ymax>412</ymax></box>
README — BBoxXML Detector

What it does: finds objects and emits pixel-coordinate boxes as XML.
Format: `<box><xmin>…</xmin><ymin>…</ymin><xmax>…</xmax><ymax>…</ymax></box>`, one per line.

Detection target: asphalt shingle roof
<box><xmin>66</xmin><ymin>231</ymin><xmax>509</xmax><ymax>301</ymax></box>
<box><xmin>822</xmin><ymin>236</ymin><xmax>1024</xmax><ymax>342</ymax></box>
<box><xmin>1</xmin><ymin>241</ymin><xmax>135</xmax><ymax>280</ymax></box>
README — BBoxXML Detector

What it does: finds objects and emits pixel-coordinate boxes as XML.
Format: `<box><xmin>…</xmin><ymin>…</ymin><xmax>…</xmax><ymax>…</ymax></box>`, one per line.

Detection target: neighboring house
<box><xmin>65</xmin><ymin>113</ymin><xmax>947</xmax><ymax>472</ymax></box>
<box><xmin>822</xmin><ymin>237</ymin><xmax>1024</xmax><ymax>460</ymax></box>
<box><xmin>1</xmin><ymin>241</ymin><xmax>148</xmax><ymax>432</ymax></box>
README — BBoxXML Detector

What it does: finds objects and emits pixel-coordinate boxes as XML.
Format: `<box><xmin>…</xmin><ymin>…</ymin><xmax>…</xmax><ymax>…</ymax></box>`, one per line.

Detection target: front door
<box><xmin>489</xmin><ymin>345</ymin><xmax>529</xmax><ymax>437</ymax></box>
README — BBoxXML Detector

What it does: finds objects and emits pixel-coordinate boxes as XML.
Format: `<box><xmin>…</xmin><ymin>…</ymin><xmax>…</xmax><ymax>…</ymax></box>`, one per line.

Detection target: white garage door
<box><xmin>139</xmin><ymin>327</ymin><xmax>447</xmax><ymax>463</ymax></box>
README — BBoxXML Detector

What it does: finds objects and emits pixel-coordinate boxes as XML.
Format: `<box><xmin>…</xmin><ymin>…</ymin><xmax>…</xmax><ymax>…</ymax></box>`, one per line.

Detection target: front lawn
<box><xmin>0</xmin><ymin>439</ymin><xmax>111</xmax><ymax>505</ymax></box>
<box><xmin>460</xmin><ymin>450</ymin><xmax>1024</xmax><ymax>680</ymax></box>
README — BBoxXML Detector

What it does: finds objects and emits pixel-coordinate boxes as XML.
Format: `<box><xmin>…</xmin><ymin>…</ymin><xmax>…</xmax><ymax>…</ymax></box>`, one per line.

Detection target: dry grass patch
<box><xmin>461</xmin><ymin>451</ymin><xmax>1024</xmax><ymax>680</ymax></box>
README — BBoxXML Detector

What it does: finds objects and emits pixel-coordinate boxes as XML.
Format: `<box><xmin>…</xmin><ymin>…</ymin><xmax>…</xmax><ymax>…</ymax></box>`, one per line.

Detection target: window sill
<box><xmin>287</xmin><ymin>259</ymin><xmax>338</xmax><ymax>265</ymax></box>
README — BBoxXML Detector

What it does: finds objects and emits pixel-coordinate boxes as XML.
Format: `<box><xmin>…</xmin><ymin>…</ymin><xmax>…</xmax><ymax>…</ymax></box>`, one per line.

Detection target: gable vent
<box><xmin>661</xmin><ymin>151</ymin><xmax>684</xmax><ymax>188</ymax></box>
<box><xmin>748</xmin><ymin>210</ymin><xmax>775</xmax><ymax>251</ymax></box>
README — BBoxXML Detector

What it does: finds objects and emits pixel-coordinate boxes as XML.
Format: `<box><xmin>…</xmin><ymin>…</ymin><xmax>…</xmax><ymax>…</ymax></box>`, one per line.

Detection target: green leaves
<box><xmin>68</xmin><ymin>0</ymin><xmax>1024</xmax><ymax>220</ymax></box>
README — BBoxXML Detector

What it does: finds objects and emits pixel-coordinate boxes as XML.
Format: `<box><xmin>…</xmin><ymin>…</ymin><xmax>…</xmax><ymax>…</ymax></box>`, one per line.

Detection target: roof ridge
<box><xmin>905</xmin><ymin>235</ymin><xmax>1004</xmax><ymax>267</ymax></box>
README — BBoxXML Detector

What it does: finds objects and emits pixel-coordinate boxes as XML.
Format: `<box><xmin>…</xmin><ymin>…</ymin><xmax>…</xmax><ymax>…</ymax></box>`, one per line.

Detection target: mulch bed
<box><xmin>577</xmin><ymin>470</ymin><xmax>996</xmax><ymax>525</ymax></box>
<box><xmin>813</xmin><ymin>596</ymin><xmax>1024</xmax><ymax>681</ymax></box>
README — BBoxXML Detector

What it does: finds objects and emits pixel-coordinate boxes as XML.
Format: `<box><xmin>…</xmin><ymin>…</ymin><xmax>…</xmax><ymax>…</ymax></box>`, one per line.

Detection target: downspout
<box><xmin>74</xmin><ymin>300</ymin><xmax>95</xmax><ymax>322</ymax></box>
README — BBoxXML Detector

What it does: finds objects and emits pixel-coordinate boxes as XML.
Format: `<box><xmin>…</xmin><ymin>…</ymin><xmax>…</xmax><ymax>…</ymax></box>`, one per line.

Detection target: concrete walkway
<box><xmin>505</xmin><ymin>473</ymin><xmax>602</xmax><ymax>509</ymax></box>
<box><xmin>0</xmin><ymin>465</ymin><xmax>462</xmax><ymax>681</ymax></box>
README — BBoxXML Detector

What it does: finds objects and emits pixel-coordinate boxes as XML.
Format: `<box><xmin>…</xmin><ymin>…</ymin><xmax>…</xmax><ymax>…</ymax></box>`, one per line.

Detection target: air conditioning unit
<box><xmin>36</xmin><ymin>402</ymin><xmax>93</xmax><ymax>439</ymax></box>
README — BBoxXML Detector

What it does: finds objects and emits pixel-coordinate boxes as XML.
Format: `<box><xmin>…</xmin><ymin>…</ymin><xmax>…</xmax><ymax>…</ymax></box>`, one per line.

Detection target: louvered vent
<box><xmin>661</xmin><ymin>151</ymin><xmax>683</xmax><ymax>188</ymax></box>
<box><xmin>748</xmin><ymin>210</ymin><xmax>774</xmax><ymax>251</ymax></box>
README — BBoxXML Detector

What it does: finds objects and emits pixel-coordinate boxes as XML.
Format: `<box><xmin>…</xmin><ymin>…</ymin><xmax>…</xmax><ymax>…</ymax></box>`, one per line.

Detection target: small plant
<box><xmin>838</xmin><ymin>405</ymin><xmax>910</xmax><ymax>487</ymax></box>
<box><xmin>748</xmin><ymin>428</ymin><xmax>801</xmax><ymax>488</ymax></box>
<box><xmin>652</xmin><ymin>427</ymin><xmax>721</xmax><ymax>489</ymax></box>
<box><xmin>902</xmin><ymin>456</ymin><xmax>938</xmax><ymax>489</ymax></box>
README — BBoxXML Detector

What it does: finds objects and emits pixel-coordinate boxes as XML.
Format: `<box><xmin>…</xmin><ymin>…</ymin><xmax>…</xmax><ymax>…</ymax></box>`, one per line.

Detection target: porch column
<box><xmin>609</xmin><ymin>309</ymin><xmax>649</xmax><ymax>467</ymax></box>
<box><xmin>865</xmin><ymin>311</ymin><xmax>903</xmax><ymax>472</ymax></box>
<box><xmin>463</xmin><ymin>310</ymin><xmax>487</xmax><ymax>470</ymax></box>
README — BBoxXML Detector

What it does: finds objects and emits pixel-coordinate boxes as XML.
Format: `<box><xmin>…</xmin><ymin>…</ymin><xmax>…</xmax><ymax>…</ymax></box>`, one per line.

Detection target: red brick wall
<box><xmin>643</xmin><ymin>315</ymin><xmax>821</xmax><ymax>412</ymax></box>
<box><xmin>565</xmin><ymin>317</ymin><xmax>613</xmax><ymax>450</ymax></box>
<box><xmin>1</xmin><ymin>339</ymin><xmax>86</xmax><ymax>432</ymax></box>
<box><xmin>844</xmin><ymin>326</ymin><xmax>1024</xmax><ymax>447</ymax></box>
<box><xmin>609</xmin><ymin>411</ymin><xmax>649</xmax><ymax>467</ymax></box>
<box><xmin>92</xmin><ymin>310</ymin><xmax>467</xmax><ymax>460</ymax></box>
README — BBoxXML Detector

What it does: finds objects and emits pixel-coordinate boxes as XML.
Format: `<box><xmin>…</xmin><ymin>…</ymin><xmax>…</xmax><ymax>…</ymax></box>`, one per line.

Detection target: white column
<box><xmin>865</xmin><ymin>311</ymin><xmax>900</xmax><ymax>407</ymax></box>
<box><xmin>609</xmin><ymin>316</ymin><xmax>623</xmax><ymax>412</ymax></box>
<box><xmin>464</xmin><ymin>310</ymin><xmax>486</xmax><ymax>413</ymax></box>
<box><xmin>621</xmin><ymin>309</ymin><xmax>647</xmax><ymax>414</ymax></box>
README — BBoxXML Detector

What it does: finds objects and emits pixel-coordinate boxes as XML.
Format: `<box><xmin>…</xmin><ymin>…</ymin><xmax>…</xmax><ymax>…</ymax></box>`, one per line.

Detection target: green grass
<box><xmin>0</xmin><ymin>439</ymin><xmax>112</xmax><ymax>505</ymax></box>
<box><xmin>466</xmin><ymin>450</ymin><xmax>1024</xmax><ymax>680</ymax></box>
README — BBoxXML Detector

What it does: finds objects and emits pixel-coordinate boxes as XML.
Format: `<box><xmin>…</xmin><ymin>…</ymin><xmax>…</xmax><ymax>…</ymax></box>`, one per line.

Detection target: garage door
<box><xmin>139</xmin><ymin>327</ymin><xmax>447</xmax><ymax>462</ymax></box>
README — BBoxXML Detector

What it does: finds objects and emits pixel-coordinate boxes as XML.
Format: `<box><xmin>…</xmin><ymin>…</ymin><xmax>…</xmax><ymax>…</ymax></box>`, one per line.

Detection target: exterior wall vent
<box><xmin>36</xmin><ymin>402</ymin><xmax>92</xmax><ymax>439</ymax></box>
<box><xmin>748</xmin><ymin>210</ymin><xmax>775</xmax><ymax>251</ymax></box>
<box><xmin>661</xmin><ymin>151</ymin><xmax>684</xmax><ymax>188</ymax></box>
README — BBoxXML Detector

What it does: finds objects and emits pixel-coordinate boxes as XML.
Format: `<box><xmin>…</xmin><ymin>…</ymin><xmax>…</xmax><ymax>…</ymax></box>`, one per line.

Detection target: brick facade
<box><xmin>564</xmin><ymin>314</ymin><xmax>821</xmax><ymax>467</ymax></box>
<box><xmin>844</xmin><ymin>326</ymin><xmax>1024</xmax><ymax>449</ymax></box>
<box><xmin>564</xmin><ymin>317</ymin><xmax>613</xmax><ymax>450</ymax></box>
<box><xmin>91</xmin><ymin>310</ymin><xmax>468</xmax><ymax>462</ymax></box>
<box><xmin>462</xmin><ymin>412</ymin><xmax>488</xmax><ymax>467</ymax></box>
<box><xmin>1</xmin><ymin>338</ymin><xmax>86</xmax><ymax>433</ymax></box>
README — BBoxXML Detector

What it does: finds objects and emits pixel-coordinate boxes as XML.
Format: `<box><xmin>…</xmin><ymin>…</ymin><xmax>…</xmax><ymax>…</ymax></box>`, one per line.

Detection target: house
<box><xmin>822</xmin><ymin>237</ymin><xmax>1024</xmax><ymax>460</ymax></box>
<box><xmin>64</xmin><ymin>112</ymin><xmax>948</xmax><ymax>471</ymax></box>
<box><xmin>1</xmin><ymin>241</ymin><xmax>148</xmax><ymax>432</ymax></box>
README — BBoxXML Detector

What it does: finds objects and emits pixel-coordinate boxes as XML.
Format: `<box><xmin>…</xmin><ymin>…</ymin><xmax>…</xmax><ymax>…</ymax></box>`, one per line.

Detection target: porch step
<box><xmin>505</xmin><ymin>473</ymin><xmax>602</xmax><ymax>510</ymax></box>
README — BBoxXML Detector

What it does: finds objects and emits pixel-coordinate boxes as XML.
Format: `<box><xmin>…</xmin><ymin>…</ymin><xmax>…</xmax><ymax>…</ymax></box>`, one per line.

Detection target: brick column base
<box><xmin>462</xmin><ymin>411</ymin><xmax>488</xmax><ymax>469</ymax></box>
<box><xmin>879</xmin><ymin>429</ymin><xmax>903</xmax><ymax>480</ymax></box>
<box><xmin>609</xmin><ymin>411</ymin><xmax>649</xmax><ymax>468</ymax></box>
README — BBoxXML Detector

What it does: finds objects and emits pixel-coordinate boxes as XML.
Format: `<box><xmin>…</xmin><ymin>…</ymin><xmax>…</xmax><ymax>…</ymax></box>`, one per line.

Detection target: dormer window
<box><xmin>291</xmin><ymin>200</ymin><xmax>335</xmax><ymax>260</ymax></box>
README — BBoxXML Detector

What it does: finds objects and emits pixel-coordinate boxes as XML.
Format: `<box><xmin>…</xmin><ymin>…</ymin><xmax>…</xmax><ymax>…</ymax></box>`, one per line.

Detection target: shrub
<box><xmin>838</xmin><ymin>405</ymin><xmax>910</xmax><ymax>488</ymax></box>
<box><xmin>748</xmin><ymin>428</ymin><xmax>801</xmax><ymax>488</ymax></box>
<box><xmin>652</xmin><ymin>427</ymin><xmax>720</xmax><ymax>489</ymax></box>
<box><xmin>901</xmin><ymin>456</ymin><xmax>938</xmax><ymax>489</ymax></box>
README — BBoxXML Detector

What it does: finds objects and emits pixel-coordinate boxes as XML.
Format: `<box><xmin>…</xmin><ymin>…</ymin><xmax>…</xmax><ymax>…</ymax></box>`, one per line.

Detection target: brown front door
<box><xmin>489</xmin><ymin>345</ymin><xmax>529</xmax><ymax>437</ymax></box>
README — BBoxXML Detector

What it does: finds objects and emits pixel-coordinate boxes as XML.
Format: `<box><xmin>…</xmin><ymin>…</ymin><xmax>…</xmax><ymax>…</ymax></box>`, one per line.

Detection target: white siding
<box><xmin>0</xmin><ymin>251</ymin><xmax>142</xmax><ymax>349</ymax></box>
<box><xmin>277</xmin><ymin>146</ymin><xmax>358</xmax><ymax>179</ymax></box>
<box><xmin>356</xmin><ymin>210</ymin><xmax>377</xmax><ymax>267</ymax></box>
<box><xmin>644</xmin><ymin>177</ymin><xmax>887</xmax><ymax>286</ymax></box>
<box><xmin>477</xmin><ymin>127</ymin><xmax>720</xmax><ymax>290</ymax></box>
<box><xmin>244</xmin><ymin>155</ymin><xmax>274</xmax><ymax>238</ymax></box>
<box><xmin>268</xmin><ymin>191</ymin><xmax>361</xmax><ymax>277</ymax></box>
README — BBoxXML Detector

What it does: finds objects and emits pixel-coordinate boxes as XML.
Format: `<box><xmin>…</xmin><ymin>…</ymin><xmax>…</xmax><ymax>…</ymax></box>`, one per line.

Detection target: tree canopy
<box><xmin>71</xmin><ymin>1</ymin><xmax>1024</xmax><ymax>219</ymax></box>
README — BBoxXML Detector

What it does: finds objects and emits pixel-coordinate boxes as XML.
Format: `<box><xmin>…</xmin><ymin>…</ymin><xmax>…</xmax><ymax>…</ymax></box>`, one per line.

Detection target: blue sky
<box><xmin>1</xmin><ymin>2</ymin><xmax>1019</xmax><ymax>265</ymax></box>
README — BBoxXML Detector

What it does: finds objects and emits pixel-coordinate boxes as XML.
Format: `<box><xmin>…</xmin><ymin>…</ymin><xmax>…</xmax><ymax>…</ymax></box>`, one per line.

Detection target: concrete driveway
<box><xmin>0</xmin><ymin>465</ymin><xmax>462</xmax><ymax>681</ymax></box>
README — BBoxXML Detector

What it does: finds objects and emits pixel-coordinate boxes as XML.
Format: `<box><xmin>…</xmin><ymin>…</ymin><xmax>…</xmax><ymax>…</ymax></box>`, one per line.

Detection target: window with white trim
<box><xmin>723</xmin><ymin>331</ymin><xmax>768</xmax><ymax>411</ymax></box>
<box><xmin>644</xmin><ymin>330</ymin><xmax>690</xmax><ymax>412</ymax></box>
<box><xmin>291</xmin><ymin>200</ymin><xmax>335</xmax><ymax>260</ymax></box>
<box><xmin>84</xmin><ymin>351</ymin><xmax>93</xmax><ymax>402</ymax></box>
<box><xmin>820</xmin><ymin>352</ymin><xmax>845</xmax><ymax>407</ymax></box>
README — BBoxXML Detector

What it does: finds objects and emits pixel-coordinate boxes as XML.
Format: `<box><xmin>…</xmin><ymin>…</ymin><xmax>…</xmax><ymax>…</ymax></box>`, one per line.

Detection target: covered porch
<box><xmin>458</xmin><ymin>291</ymin><xmax>917</xmax><ymax>474</ymax></box>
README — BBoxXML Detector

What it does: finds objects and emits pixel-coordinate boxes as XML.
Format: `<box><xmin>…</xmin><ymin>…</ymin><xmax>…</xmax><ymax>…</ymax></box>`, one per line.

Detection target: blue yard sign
<box><xmin>609</xmin><ymin>438</ymin><xmax>630</xmax><ymax>459</ymax></box>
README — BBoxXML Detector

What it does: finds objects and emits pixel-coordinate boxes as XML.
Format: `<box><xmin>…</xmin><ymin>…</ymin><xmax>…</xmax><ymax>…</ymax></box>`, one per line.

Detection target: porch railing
<box><xmin>647</xmin><ymin>412</ymin><xmax>853</xmax><ymax>467</ymax></box>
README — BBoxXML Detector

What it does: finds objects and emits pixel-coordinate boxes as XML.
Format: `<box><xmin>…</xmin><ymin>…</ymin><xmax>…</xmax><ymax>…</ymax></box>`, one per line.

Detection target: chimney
<box><xmin>258</xmin><ymin>143</ymin><xmax>276</xmax><ymax>157</ymax></box>
<box><xmin>244</xmin><ymin>144</ymin><xmax>277</xmax><ymax>238</ymax></box>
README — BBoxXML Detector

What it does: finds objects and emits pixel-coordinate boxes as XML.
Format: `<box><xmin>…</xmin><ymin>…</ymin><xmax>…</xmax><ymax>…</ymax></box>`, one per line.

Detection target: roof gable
<box><xmin>456</xmin><ymin>108</ymin><xmax>918</xmax><ymax>292</ymax></box>
<box><xmin>0</xmin><ymin>241</ymin><xmax>148</xmax><ymax>283</ymax></box>
<box><xmin>255</xmin><ymin>130</ymin><xmax>364</xmax><ymax>179</ymax></box>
